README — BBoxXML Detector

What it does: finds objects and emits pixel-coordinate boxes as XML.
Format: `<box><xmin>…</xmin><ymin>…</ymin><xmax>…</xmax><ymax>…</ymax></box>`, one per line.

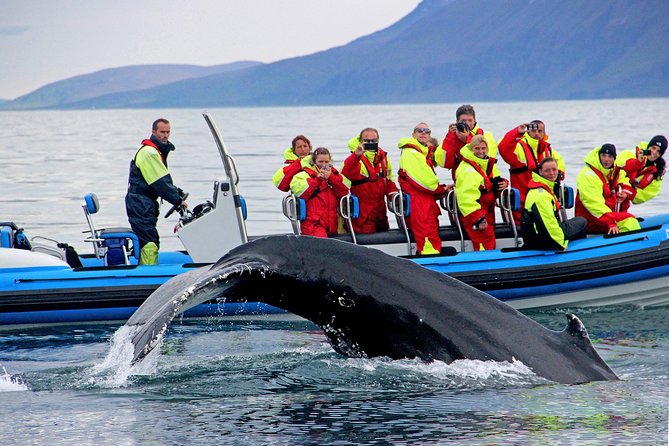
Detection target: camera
<box><xmin>527</xmin><ymin>123</ymin><xmax>539</xmax><ymax>131</ymax></box>
<box><xmin>363</xmin><ymin>141</ymin><xmax>379</xmax><ymax>152</ymax></box>
<box><xmin>455</xmin><ymin>122</ymin><xmax>469</xmax><ymax>133</ymax></box>
<box><xmin>642</xmin><ymin>149</ymin><xmax>652</xmax><ymax>156</ymax></box>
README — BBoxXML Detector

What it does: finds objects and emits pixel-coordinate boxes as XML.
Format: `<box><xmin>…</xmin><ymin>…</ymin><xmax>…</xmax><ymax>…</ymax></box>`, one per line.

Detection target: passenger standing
<box><xmin>126</xmin><ymin>118</ymin><xmax>187</xmax><ymax>265</ymax></box>
<box><xmin>454</xmin><ymin>135</ymin><xmax>508</xmax><ymax>251</ymax></box>
<box><xmin>341</xmin><ymin>128</ymin><xmax>398</xmax><ymax>233</ymax></box>
<box><xmin>498</xmin><ymin>120</ymin><xmax>565</xmax><ymax>222</ymax></box>
<box><xmin>398</xmin><ymin>123</ymin><xmax>449</xmax><ymax>255</ymax></box>
<box><xmin>615</xmin><ymin>135</ymin><xmax>667</xmax><ymax>211</ymax></box>
<box><xmin>575</xmin><ymin>144</ymin><xmax>640</xmax><ymax>234</ymax></box>
<box><xmin>521</xmin><ymin>157</ymin><xmax>587</xmax><ymax>251</ymax></box>
<box><xmin>273</xmin><ymin>135</ymin><xmax>312</xmax><ymax>192</ymax></box>
<box><xmin>436</xmin><ymin>104</ymin><xmax>499</xmax><ymax>176</ymax></box>
<box><xmin>290</xmin><ymin>147</ymin><xmax>349</xmax><ymax>238</ymax></box>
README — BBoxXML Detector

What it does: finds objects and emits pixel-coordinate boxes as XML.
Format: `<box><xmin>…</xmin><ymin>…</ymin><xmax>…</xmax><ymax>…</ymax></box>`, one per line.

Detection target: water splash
<box><xmin>86</xmin><ymin>325</ymin><xmax>161</xmax><ymax>388</ymax></box>
<box><xmin>331</xmin><ymin>356</ymin><xmax>546</xmax><ymax>388</ymax></box>
<box><xmin>0</xmin><ymin>365</ymin><xmax>28</xmax><ymax>392</ymax></box>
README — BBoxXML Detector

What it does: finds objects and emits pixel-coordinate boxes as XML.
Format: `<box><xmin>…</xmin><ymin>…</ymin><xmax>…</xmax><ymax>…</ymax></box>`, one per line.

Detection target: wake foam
<box><xmin>0</xmin><ymin>365</ymin><xmax>28</xmax><ymax>392</ymax></box>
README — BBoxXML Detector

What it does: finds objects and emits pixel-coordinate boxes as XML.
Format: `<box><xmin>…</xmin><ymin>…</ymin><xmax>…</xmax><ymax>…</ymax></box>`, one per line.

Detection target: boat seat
<box><xmin>0</xmin><ymin>222</ymin><xmax>32</xmax><ymax>250</ymax></box>
<box><xmin>281</xmin><ymin>192</ymin><xmax>361</xmax><ymax>238</ymax></box>
<box><xmin>561</xmin><ymin>185</ymin><xmax>575</xmax><ymax>209</ymax></box>
<box><xmin>83</xmin><ymin>193</ymin><xmax>140</xmax><ymax>266</ymax></box>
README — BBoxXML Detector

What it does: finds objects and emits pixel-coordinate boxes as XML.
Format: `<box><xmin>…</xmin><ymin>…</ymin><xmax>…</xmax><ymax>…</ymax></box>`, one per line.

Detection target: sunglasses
<box><xmin>414</xmin><ymin>127</ymin><xmax>431</xmax><ymax>134</ymax></box>
<box><xmin>362</xmin><ymin>139</ymin><xmax>379</xmax><ymax>143</ymax></box>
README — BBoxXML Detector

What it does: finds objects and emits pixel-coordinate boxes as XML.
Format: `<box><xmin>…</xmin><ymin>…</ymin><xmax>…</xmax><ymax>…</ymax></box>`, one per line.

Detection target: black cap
<box><xmin>599</xmin><ymin>143</ymin><xmax>617</xmax><ymax>158</ymax></box>
<box><xmin>648</xmin><ymin>135</ymin><xmax>667</xmax><ymax>156</ymax></box>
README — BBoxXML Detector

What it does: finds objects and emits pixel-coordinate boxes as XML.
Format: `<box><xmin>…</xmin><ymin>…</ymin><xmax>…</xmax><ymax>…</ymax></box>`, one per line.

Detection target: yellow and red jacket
<box><xmin>290</xmin><ymin>156</ymin><xmax>350</xmax><ymax>235</ymax></box>
<box><xmin>454</xmin><ymin>144</ymin><xmax>502</xmax><ymax>221</ymax></box>
<box><xmin>273</xmin><ymin>147</ymin><xmax>303</xmax><ymax>192</ymax></box>
<box><xmin>498</xmin><ymin>128</ymin><xmax>565</xmax><ymax>203</ymax></box>
<box><xmin>615</xmin><ymin>142</ymin><xmax>663</xmax><ymax>205</ymax></box>
<box><xmin>341</xmin><ymin>136</ymin><xmax>398</xmax><ymax>199</ymax></box>
<box><xmin>575</xmin><ymin>146</ymin><xmax>636</xmax><ymax>230</ymax></box>
<box><xmin>435</xmin><ymin>124</ymin><xmax>498</xmax><ymax>174</ymax></box>
<box><xmin>523</xmin><ymin>171</ymin><xmax>567</xmax><ymax>250</ymax></box>
<box><xmin>398</xmin><ymin>137</ymin><xmax>446</xmax><ymax>196</ymax></box>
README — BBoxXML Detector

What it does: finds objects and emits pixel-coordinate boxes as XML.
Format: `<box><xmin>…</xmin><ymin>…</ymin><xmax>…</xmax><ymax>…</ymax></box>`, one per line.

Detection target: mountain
<box><xmin>3</xmin><ymin>0</ymin><xmax>668</xmax><ymax>110</ymax></box>
<box><xmin>3</xmin><ymin>61</ymin><xmax>262</xmax><ymax>110</ymax></box>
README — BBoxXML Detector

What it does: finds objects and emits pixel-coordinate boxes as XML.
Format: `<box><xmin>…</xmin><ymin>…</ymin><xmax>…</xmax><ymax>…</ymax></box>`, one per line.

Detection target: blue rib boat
<box><xmin>1</xmin><ymin>113</ymin><xmax>667</xmax><ymax>327</ymax></box>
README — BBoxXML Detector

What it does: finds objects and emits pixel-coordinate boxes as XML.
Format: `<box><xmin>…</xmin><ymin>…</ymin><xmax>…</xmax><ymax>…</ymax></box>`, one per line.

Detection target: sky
<box><xmin>0</xmin><ymin>0</ymin><xmax>421</xmax><ymax>100</ymax></box>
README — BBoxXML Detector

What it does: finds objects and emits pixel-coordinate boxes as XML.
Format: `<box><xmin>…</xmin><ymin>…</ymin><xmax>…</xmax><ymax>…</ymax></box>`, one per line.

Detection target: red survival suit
<box><xmin>341</xmin><ymin>140</ymin><xmax>398</xmax><ymax>234</ymax></box>
<box><xmin>290</xmin><ymin>158</ymin><xmax>349</xmax><ymax>238</ymax></box>
<box><xmin>498</xmin><ymin>128</ymin><xmax>565</xmax><ymax>223</ymax></box>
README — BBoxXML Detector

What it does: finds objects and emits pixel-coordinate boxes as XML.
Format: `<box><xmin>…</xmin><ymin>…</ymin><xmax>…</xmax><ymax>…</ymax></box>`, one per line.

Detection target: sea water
<box><xmin>0</xmin><ymin>100</ymin><xmax>668</xmax><ymax>444</ymax></box>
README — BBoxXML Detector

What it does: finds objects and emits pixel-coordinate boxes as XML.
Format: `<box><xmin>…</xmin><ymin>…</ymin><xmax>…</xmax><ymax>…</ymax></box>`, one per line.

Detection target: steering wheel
<box><xmin>164</xmin><ymin>192</ymin><xmax>189</xmax><ymax>218</ymax></box>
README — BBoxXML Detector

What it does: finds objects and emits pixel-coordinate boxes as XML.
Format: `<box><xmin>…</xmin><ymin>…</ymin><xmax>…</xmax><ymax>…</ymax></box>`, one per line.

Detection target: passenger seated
<box><xmin>341</xmin><ymin>128</ymin><xmax>398</xmax><ymax>233</ymax></box>
<box><xmin>455</xmin><ymin>135</ymin><xmax>508</xmax><ymax>251</ymax></box>
<box><xmin>615</xmin><ymin>135</ymin><xmax>666</xmax><ymax>212</ymax></box>
<box><xmin>575</xmin><ymin>144</ymin><xmax>640</xmax><ymax>234</ymax></box>
<box><xmin>273</xmin><ymin>135</ymin><xmax>312</xmax><ymax>192</ymax></box>
<box><xmin>290</xmin><ymin>147</ymin><xmax>349</xmax><ymax>238</ymax></box>
<box><xmin>520</xmin><ymin>158</ymin><xmax>587</xmax><ymax>251</ymax></box>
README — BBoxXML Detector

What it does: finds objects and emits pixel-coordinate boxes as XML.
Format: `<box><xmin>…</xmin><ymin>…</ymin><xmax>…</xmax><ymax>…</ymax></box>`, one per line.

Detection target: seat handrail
<box><xmin>388</xmin><ymin>190</ymin><xmax>412</xmax><ymax>255</ymax></box>
<box><xmin>281</xmin><ymin>193</ymin><xmax>301</xmax><ymax>235</ymax></box>
<box><xmin>496</xmin><ymin>186</ymin><xmax>521</xmax><ymax>247</ymax></box>
<box><xmin>441</xmin><ymin>188</ymin><xmax>466</xmax><ymax>252</ymax></box>
<box><xmin>338</xmin><ymin>194</ymin><xmax>357</xmax><ymax>244</ymax></box>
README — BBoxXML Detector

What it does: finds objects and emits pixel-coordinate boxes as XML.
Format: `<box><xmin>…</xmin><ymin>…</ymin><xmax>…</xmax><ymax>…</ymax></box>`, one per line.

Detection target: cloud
<box><xmin>0</xmin><ymin>26</ymin><xmax>29</xmax><ymax>36</ymax></box>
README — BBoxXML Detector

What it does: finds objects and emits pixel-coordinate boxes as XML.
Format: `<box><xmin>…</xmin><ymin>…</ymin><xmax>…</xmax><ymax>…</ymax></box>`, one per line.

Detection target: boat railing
<box><xmin>440</xmin><ymin>188</ymin><xmax>466</xmax><ymax>252</ymax></box>
<box><xmin>338</xmin><ymin>194</ymin><xmax>360</xmax><ymax>245</ymax></box>
<box><xmin>387</xmin><ymin>190</ymin><xmax>413</xmax><ymax>255</ymax></box>
<box><xmin>281</xmin><ymin>192</ymin><xmax>302</xmax><ymax>235</ymax></box>
<box><xmin>496</xmin><ymin>186</ymin><xmax>521</xmax><ymax>248</ymax></box>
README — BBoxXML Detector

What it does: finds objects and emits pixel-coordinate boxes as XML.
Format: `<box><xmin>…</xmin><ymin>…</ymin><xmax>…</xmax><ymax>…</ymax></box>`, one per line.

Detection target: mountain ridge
<box><xmin>3</xmin><ymin>0</ymin><xmax>667</xmax><ymax>110</ymax></box>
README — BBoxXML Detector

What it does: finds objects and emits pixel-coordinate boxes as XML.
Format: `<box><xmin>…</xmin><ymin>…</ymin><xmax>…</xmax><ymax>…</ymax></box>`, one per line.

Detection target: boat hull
<box><xmin>1</xmin><ymin>218</ymin><xmax>668</xmax><ymax>327</ymax></box>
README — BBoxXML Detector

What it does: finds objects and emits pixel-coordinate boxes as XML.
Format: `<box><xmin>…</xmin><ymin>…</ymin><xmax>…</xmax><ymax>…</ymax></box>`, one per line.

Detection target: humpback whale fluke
<box><xmin>123</xmin><ymin>235</ymin><xmax>618</xmax><ymax>385</ymax></box>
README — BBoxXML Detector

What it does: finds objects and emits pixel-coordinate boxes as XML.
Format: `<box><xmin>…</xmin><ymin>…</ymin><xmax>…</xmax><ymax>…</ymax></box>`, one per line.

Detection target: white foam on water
<box><xmin>335</xmin><ymin>356</ymin><xmax>543</xmax><ymax>387</ymax></box>
<box><xmin>86</xmin><ymin>325</ymin><xmax>162</xmax><ymax>388</ymax></box>
<box><xmin>0</xmin><ymin>365</ymin><xmax>29</xmax><ymax>392</ymax></box>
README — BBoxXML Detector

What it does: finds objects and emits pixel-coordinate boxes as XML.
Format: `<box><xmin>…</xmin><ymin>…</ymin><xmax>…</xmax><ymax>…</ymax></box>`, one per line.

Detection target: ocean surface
<box><xmin>1</xmin><ymin>100</ymin><xmax>668</xmax><ymax>445</ymax></box>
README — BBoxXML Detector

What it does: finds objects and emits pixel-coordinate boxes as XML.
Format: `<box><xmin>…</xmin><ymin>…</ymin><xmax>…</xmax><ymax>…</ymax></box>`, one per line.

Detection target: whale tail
<box><xmin>122</xmin><ymin>235</ymin><xmax>618</xmax><ymax>384</ymax></box>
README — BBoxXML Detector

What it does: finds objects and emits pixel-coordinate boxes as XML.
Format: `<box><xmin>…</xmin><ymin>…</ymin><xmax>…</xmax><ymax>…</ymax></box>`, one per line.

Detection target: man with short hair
<box><xmin>125</xmin><ymin>118</ymin><xmax>187</xmax><ymax>265</ymax></box>
<box><xmin>436</xmin><ymin>104</ymin><xmax>498</xmax><ymax>175</ymax></box>
<box><xmin>498</xmin><ymin>120</ymin><xmax>566</xmax><ymax>223</ymax></box>
<box><xmin>341</xmin><ymin>127</ymin><xmax>398</xmax><ymax>233</ymax></box>
<box><xmin>575</xmin><ymin>144</ymin><xmax>639</xmax><ymax>235</ymax></box>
